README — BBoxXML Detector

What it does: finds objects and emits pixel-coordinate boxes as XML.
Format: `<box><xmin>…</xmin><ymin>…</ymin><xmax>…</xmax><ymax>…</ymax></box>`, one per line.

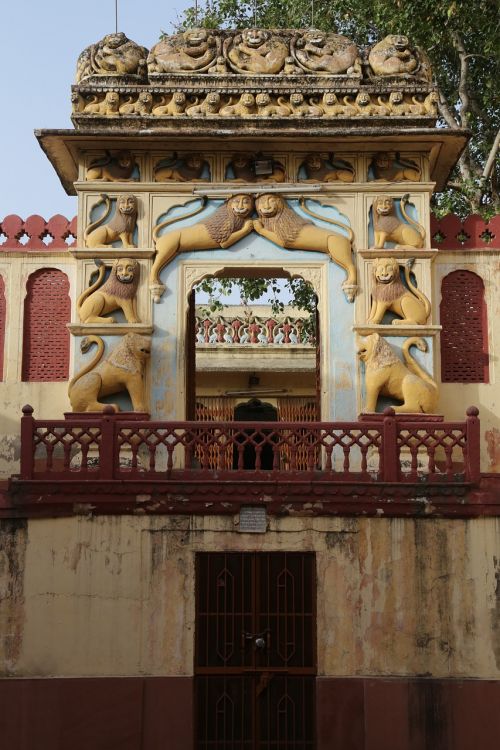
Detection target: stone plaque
<box><xmin>239</xmin><ymin>506</ymin><xmax>267</xmax><ymax>533</ymax></box>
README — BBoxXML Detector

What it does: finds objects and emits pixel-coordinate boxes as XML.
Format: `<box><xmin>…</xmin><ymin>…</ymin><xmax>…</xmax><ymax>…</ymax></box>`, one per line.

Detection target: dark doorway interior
<box><xmin>195</xmin><ymin>552</ymin><xmax>316</xmax><ymax>749</ymax></box>
<box><xmin>233</xmin><ymin>399</ymin><xmax>278</xmax><ymax>470</ymax></box>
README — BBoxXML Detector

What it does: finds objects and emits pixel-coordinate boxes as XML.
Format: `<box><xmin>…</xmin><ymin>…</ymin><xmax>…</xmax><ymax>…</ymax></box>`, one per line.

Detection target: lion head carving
<box><xmin>201</xmin><ymin>194</ymin><xmax>254</xmax><ymax>244</ymax></box>
<box><xmin>371</xmin><ymin>258</ymin><xmax>406</xmax><ymax>301</ymax></box>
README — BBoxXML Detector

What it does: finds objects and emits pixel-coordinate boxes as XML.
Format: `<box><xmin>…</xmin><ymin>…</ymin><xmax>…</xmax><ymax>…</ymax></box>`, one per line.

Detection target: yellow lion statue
<box><xmin>358</xmin><ymin>333</ymin><xmax>438</xmax><ymax>413</ymax></box>
<box><xmin>368</xmin><ymin>257</ymin><xmax>430</xmax><ymax>325</ymax></box>
<box><xmin>77</xmin><ymin>258</ymin><xmax>140</xmax><ymax>324</ymax></box>
<box><xmin>84</xmin><ymin>194</ymin><xmax>138</xmax><ymax>249</ymax></box>
<box><xmin>371</xmin><ymin>194</ymin><xmax>425</xmax><ymax>249</ymax></box>
<box><xmin>69</xmin><ymin>333</ymin><xmax>150</xmax><ymax>412</ymax></box>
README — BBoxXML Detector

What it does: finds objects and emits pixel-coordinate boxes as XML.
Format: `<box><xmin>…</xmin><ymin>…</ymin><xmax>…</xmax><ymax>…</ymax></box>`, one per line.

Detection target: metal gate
<box><xmin>195</xmin><ymin>552</ymin><xmax>316</xmax><ymax>749</ymax></box>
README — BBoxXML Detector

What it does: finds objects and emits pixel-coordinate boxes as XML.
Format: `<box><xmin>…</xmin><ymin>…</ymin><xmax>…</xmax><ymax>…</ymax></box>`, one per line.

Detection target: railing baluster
<box><xmin>20</xmin><ymin>405</ymin><xmax>35</xmax><ymax>479</ymax></box>
<box><xmin>382</xmin><ymin>408</ymin><xmax>398</xmax><ymax>482</ymax></box>
<box><xmin>465</xmin><ymin>406</ymin><xmax>481</xmax><ymax>483</ymax></box>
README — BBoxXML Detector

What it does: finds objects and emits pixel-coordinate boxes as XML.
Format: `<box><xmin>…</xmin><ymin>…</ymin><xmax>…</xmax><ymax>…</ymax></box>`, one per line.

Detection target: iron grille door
<box><xmin>195</xmin><ymin>552</ymin><xmax>316</xmax><ymax>749</ymax></box>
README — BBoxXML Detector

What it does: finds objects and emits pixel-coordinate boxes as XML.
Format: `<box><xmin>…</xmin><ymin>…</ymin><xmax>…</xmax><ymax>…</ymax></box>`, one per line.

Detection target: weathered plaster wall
<box><xmin>0</xmin><ymin>254</ymin><xmax>75</xmax><ymax>478</ymax></box>
<box><xmin>1</xmin><ymin>514</ymin><xmax>499</xmax><ymax>679</ymax></box>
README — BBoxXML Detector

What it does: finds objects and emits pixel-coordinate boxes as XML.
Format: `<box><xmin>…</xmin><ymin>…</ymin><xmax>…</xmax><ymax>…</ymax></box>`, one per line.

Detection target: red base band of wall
<box><xmin>0</xmin><ymin>675</ymin><xmax>499</xmax><ymax>750</ymax></box>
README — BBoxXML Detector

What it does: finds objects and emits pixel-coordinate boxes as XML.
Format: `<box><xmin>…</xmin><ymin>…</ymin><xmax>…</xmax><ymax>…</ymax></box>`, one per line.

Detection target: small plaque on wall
<box><xmin>239</xmin><ymin>506</ymin><xmax>267</xmax><ymax>533</ymax></box>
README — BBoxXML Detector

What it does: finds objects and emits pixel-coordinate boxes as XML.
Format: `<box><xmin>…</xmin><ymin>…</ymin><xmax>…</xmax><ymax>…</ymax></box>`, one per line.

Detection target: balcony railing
<box><xmin>195</xmin><ymin>315</ymin><xmax>314</xmax><ymax>346</ymax></box>
<box><xmin>18</xmin><ymin>405</ymin><xmax>480</xmax><ymax>486</ymax></box>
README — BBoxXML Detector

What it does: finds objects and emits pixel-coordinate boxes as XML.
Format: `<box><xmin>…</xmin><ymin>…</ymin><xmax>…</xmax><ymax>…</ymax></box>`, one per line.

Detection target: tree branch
<box><xmin>450</xmin><ymin>30</ymin><xmax>471</xmax><ymax>128</ymax></box>
<box><xmin>437</xmin><ymin>88</ymin><xmax>459</xmax><ymax>129</ymax></box>
<box><xmin>482</xmin><ymin>128</ymin><xmax>500</xmax><ymax>180</ymax></box>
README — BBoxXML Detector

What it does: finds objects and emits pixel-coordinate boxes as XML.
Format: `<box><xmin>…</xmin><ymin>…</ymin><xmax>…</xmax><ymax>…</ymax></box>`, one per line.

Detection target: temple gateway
<box><xmin>1</xmin><ymin>25</ymin><xmax>499</xmax><ymax>749</ymax></box>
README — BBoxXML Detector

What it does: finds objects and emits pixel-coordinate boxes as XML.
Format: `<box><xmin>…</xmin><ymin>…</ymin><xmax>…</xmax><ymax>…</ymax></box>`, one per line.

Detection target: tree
<box><xmin>181</xmin><ymin>0</ymin><xmax>500</xmax><ymax>217</ymax></box>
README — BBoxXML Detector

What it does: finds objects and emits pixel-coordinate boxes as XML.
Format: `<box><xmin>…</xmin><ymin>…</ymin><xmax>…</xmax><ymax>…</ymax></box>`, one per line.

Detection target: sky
<box><xmin>0</xmin><ymin>0</ymin><xmax>193</xmax><ymax>219</ymax></box>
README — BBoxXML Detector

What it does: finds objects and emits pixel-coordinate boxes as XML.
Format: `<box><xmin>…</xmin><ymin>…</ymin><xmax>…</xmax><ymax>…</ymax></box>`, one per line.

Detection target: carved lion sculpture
<box><xmin>77</xmin><ymin>258</ymin><xmax>140</xmax><ymax>324</ymax></box>
<box><xmin>150</xmin><ymin>194</ymin><xmax>255</xmax><ymax>301</ymax></box>
<box><xmin>185</xmin><ymin>92</ymin><xmax>221</xmax><ymax>117</ymax></box>
<box><xmin>76</xmin><ymin>32</ymin><xmax>148</xmax><ymax>82</ymax></box>
<box><xmin>220</xmin><ymin>93</ymin><xmax>257</xmax><ymax>117</ymax></box>
<box><xmin>86</xmin><ymin>150</ymin><xmax>138</xmax><ymax>182</ymax></box>
<box><xmin>368</xmin><ymin>258</ymin><xmax>430</xmax><ymax>325</ymax></box>
<box><xmin>225</xmin><ymin>29</ymin><xmax>288</xmax><ymax>74</ymax></box>
<box><xmin>300</xmin><ymin>153</ymin><xmax>355</xmax><ymax>183</ymax></box>
<box><xmin>69</xmin><ymin>334</ymin><xmax>151</xmax><ymax>412</ymax></box>
<box><xmin>255</xmin><ymin>93</ymin><xmax>291</xmax><ymax>117</ymax></box>
<box><xmin>85</xmin><ymin>194</ymin><xmax>138</xmax><ymax>249</ymax></box>
<box><xmin>154</xmin><ymin>154</ymin><xmax>208</xmax><ymax>182</ymax></box>
<box><xmin>83</xmin><ymin>91</ymin><xmax>120</xmax><ymax>116</ymax></box>
<box><xmin>370</xmin><ymin>152</ymin><xmax>421</xmax><ymax>182</ymax></box>
<box><xmin>254</xmin><ymin>193</ymin><xmax>357</xmax><ymax>300</ymax></box>
<box><xmin>152</xmin><ymin>92</ymin><xmax>188</xmax><ymax>116</ymax></box>
<box><xmin>369</xmin><ymin>35</ymin><xmax>432</xmax><ymax>81</ymax></box>
<box><xmin>148</xmin><ymin>28</ymin><xmax>220</xmax><ymax>74</ymax></box>
<box><xmin>227</xmin><ymin>153</ymin><xmax>286</xmax><ymax>183</ymax></box>
<box><xmin>119</xmin><ymin>91</ymin><xmax>153</xmax><ymax>115</ymax></box>
<box><xmin>371</xmin><ymin>195</ymin><xmax>425</xmax><ymax>249</ymax></box>
<box><xmin>358</xmin><ymin>334</ymin><xmax>438</xmax><ymax>413</ymax></box>
<box><xmin>352</xmin><ymin>91</ymin><xmax>390</xmax><ymax>116</ymax></box>
<box><xmin>288</xmin><ymin>93</ymin><xmax>324</xmax><ymax>117</ymax></box>
<box><xmin>291</xmin><ymin>29</ymin><xmax>360</xmax><ymax>75</ymax></box>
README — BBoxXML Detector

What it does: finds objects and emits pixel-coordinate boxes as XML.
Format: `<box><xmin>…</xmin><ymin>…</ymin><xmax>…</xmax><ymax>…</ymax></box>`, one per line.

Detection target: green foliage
<box><xmin>180</xmin><ymin>0</ymin><xmax>500</xmax><ymax>216</ymax></box>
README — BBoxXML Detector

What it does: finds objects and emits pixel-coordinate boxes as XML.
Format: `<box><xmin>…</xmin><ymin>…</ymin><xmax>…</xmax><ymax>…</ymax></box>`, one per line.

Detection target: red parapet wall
<box><xmin>0</xmin><ymin>215</ymin><xmax>77</xmax><ymax>250</ymax></box>
<box><xmin>431</xmin><ymin>213</ymin><xmax>500</xmax><ymax>250</ymax></box>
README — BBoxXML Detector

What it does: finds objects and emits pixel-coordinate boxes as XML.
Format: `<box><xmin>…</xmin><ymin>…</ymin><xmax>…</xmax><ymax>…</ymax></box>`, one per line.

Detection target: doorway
<box><xmin>195</xmin><ymin>552</ymin><xmax>316</xmax><ymax>749</ymax></box>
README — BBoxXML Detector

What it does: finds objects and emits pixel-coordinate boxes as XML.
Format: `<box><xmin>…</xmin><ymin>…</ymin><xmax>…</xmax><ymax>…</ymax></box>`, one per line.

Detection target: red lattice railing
<box><xmin>0</xmin><ymin>215</ymin><xmax>77</xmax><ymax>250</ymax></box>
<box><xmin>431</xmin><ymin>214</ymin><xmax>500</xmax><ymax>250</ymax></box>
<box><xmin>19</xmin><ymin>405</ymin><xmax>480</xmax><ymax>485</ymax></box>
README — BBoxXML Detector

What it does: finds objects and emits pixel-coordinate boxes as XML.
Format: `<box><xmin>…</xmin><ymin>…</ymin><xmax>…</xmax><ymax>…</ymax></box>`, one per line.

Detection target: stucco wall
<box><xmin>1</xmin><ymin>514</ymin><xmax>499</xmax><ymax>679</ymax></box>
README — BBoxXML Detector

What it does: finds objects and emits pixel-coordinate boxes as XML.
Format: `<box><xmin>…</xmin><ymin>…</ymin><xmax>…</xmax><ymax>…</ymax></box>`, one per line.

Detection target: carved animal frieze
<box><xmin>368</xmin><ymin>35</ymin><xmax>432</xmax><ymax>81</ymax></box>
<box><xmin>358</xmin><ymin>334</ymin><xmax>438</xmax><ymax>413</ymax></box>
<box><xmin>300</xmin><ymin>153</ymin><xmax>355</xmax><ymax>183</ymax></box>
<box><xmin>227</xmin><ymin>153</ymin><xmax>286</xmax><ymax>183</ymax></box>
<box><xmin>148</xmin><ymin>28</ymin><xmax>221</xmax><ymax>74</ymax></box>
<box><xmin>85</xmin><ymin>194</ymin><xmax>138</xmax><ymax>249</ymax></box>
<box><xmin>153</xmin><ymin>154</ymin><xmax>209</xmax><ymax>182</ymax></box>
<box><xmin>220</xmin><ymin>93</ymin><xmax>257</xmax><ymax>117</ymax></box>
<box><xmin>82</xmin><ymin>91</ymin><xmax>120</xmax><ymax>116</ymax></box>
<box><xmin>291</xmin><ymin>29</ymin><xmax>360</xmax><ymax>75</ymax></box>
<box><xmin>78</xmin><ymin>258</ymin><xmax>140</xmax><ymax>324</ymax></box>
<box><xmin>371</xmin><ymin>195</ymin><xmax>425</xmax><ymax>249</ymax></box>
<box><xmin>119</xmin><ymin>91</ymin><xmax>153</xmax><ymax>115</ymax></box>
<box><xmin>86</xmin><ymin>150</ymin><xmax>138</xmax><ymax>182</ymax></box>
<box><xmin>76</xmin><ymin>33</ymin><xmax>148</xmax><ymax>83</ymax></box>
<box><xmin>150</xmin><ymin>195</ymin><xmax>255</xmax><ymax>301</ymax></box>
<box><xmin>368</xmin><ymin>258</ymin><xmax>430</xmax><ymax>325</ymax></box>
<box><xmin>254</xmin><ymin>194</ymin><xmax>357</xmax><ymax>301</ymax></box>
<box><xmin>370</xmin><ymin>152</ymin><xmax>421</xmax><ymax>182</ymax></box>
<box><xmin>152</xmin><ymin>92</ymin><xmax>189</xmax><ymax>116</ymax></box>
<box><xmin>69</xmin><ymin>333</ymin><xmax>151</xmax><ymax>413</ymax></box>
<box><xmin>225</xmin><ymin>29</ymin><xmax>289</xmax><ymax>74</ymax></box>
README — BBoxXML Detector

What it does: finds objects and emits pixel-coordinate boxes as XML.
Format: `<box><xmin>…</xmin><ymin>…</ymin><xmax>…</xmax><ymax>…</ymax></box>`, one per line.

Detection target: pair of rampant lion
<box><xmin>149</xmin><ymin>193</ymin><xmax>357</xmax><ymax>303</ymax></box>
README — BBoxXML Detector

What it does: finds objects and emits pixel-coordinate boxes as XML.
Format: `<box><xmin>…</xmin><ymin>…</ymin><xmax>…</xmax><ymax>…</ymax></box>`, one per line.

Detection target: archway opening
<box><xmin>187</xmin><ymin>273</ymin><xmax>320</xmax><ymax>426</ymax></box>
